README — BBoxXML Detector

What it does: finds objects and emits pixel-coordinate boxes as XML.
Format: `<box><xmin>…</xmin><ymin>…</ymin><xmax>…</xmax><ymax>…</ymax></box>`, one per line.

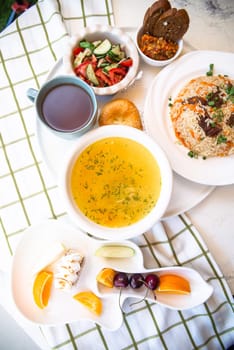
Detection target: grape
<box><xmin>145</xmin><ymin>274</ymin><xmax>160</xmax><ymax>290</ymax></box>
<box><xmin>129</xmin><ymin>273</ymin><xmax>144</xmax><ymax>289</ymax></box>
<box><xmin>114</xmin><ymin>272</ymin><xmax>129</xmax><ymax>288</ymax></box>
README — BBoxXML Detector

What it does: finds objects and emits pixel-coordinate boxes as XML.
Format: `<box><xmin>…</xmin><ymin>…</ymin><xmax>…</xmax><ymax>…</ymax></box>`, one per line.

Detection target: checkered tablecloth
<box><xmin>0</xmin><ymin>1</ymin><xmax>233</xmax><ymax>349</ymax></box>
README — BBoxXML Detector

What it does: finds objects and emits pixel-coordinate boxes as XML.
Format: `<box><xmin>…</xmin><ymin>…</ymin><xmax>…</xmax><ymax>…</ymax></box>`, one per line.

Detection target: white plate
<box><xmin>35</xmin><ymin>57</ymin><xmax>214</xmax><ymax>218</ymax></box>
<box><xmin>11</xmin><ymin>220</ymin><xmax>140</xmax><ymax>328</ymax></box>
<box><xmin>11</xmin><ymin>220</ymin><xmax>213</xmax><ymax>326</ymax></box>
<box><xmin>144</xmin><ymin>50</ymin><xmax>234</xmax><ymax>186</ymax></box>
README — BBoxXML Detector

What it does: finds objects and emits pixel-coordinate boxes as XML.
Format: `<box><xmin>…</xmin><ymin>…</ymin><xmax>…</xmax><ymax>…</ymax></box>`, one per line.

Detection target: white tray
<box><xmin>35</xmin><ymin>57</ymin><xmax>214</xmax><ymax>219</ymax></box>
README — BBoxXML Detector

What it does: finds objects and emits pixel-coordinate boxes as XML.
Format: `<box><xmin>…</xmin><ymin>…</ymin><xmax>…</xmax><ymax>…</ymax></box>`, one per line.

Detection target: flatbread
<box><xmin>99</xmin><ymin>99</ymin><xmax>143</xmax><ymax>130</ymax></box>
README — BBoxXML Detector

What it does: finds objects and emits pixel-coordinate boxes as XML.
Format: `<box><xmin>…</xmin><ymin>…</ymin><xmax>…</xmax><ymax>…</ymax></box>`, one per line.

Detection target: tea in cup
<box><xmin>27</xmin><ymin>75</ymin><xmax>98</xmax><ymax>138</ymax></box>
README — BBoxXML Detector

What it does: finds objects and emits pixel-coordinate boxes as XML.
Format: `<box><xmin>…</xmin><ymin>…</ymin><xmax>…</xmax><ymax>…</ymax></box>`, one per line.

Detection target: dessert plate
<box><xmin>144</xmin><ymin>50</ymin><xmax>234</xmax><ymax>186</ymax></box>
<box><xmin>11</xmin><ymin>220</ymin><xmax>213</xmax><ymax>327</ymax></box>
<box><xmin>35</xmin><ymin>57</ymin><xmax>214</xmax><ymax>219</ymax></box>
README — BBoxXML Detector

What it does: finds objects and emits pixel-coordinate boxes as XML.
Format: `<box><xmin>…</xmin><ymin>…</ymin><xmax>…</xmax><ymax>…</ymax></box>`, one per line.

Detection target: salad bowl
<box><xmin>63</xmin><ymin>24</ymin><xmax>139</xmax><ymax>95</ymax></box>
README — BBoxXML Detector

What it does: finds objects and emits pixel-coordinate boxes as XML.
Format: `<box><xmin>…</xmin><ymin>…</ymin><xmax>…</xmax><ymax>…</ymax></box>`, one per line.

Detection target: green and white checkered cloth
<box><xmin>0</xmin><ymin>1</ymin><xmax>233</xmax><ymax>349</ymax></box>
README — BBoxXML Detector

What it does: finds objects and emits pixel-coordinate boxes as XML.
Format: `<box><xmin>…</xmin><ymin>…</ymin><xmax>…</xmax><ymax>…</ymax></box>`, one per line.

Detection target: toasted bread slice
<box><xmin>143</xmin><ymin>0</ymin><xmax>171</xmax><ymax>34</ymax></box>
<box><xmin>152</xmin><ymin>8</ymin><xmax>190</xmax><ymax>41</ymax></box>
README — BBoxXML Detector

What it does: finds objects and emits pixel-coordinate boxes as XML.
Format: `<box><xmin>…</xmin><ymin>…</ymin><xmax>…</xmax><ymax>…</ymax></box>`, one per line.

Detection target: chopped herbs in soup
<box><xmin>70</xmin><ymin>137</ymin><xmax>161</xmax><ymax>228</ymax></box>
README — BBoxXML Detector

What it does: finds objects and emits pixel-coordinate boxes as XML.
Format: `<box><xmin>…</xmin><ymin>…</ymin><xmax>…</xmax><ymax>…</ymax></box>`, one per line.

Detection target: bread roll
<box><xmin>99</xmin><ymin>99</ymin><xmax>143</xmax><ymax>130</ymax></box>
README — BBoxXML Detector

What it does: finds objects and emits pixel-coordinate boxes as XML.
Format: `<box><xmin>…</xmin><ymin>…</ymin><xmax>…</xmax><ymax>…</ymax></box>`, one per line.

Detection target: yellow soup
<box><xmin>70</xmin><ymin>137</ymin><xmax>161</xmax><ymax>227</ymax></box>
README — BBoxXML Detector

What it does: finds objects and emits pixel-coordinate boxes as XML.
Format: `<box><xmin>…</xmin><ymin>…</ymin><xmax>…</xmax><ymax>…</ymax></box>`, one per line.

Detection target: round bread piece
<box><xmin>152</xmin><ymin>8</ymin><xmax>190</xmax><ymax>41</ymax></box>
<box><xmin>99</xmin><ymin>99</ymin><xmax>143</xmax><ymax>130</ymax></box>
<box><xmin>143</xmin><ymin>0</ymin><xmax>171</xmax><ymax>34</ymax></box>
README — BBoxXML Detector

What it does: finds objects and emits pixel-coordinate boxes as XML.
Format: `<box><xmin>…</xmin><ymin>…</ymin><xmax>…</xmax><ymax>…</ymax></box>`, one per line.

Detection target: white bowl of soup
<box><xmin>60</xmin><ymin>125</ymin><xmax>173</xmax><ymax>240</ymax></box>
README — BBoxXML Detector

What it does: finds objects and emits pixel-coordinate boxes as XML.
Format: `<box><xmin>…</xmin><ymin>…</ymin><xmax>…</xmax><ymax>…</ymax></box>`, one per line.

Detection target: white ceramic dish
<box><xmin>35</xmin><ymin>57</ymin><xmax>214</xmax><ymax>218</ymax></box>
<box><xmin>63</xmin><ymin>24</ymin><xmax>139</xmax><ymax>95</ymax></box>
<box><xmin>144</xmin><ymin>50</ymin><xmax>234</xmax><ymax>186</ymax></box>
<box><xmin>136</xmin><ymin>26</ymin><xmax>183</xmax><ymax>67</ymax></box>
<box><xmin>60</xmin><ymin>125</ymin><xmax>173</xmax><ymax>240</ymax></box>
<box><xmin>11</xmin><ymin>220</ymin><xmax>213</xmax><ymax>327</ymax></box>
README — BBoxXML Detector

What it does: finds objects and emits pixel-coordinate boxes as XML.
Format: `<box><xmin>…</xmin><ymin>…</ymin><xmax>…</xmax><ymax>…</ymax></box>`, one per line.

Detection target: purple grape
<box><xmin>114</xmin><ymin>272</ymin><xmax>129</xmax><ymax>288</ymax></box>
<box><xmin>145</xmin><ymin>274</ymin><xmax>160</xmax><ymax>290</ymax></box>
<box><xmin>129</xmin><ymin>273</ymin><xmax>144</xmax><ymax>289</ymax></box>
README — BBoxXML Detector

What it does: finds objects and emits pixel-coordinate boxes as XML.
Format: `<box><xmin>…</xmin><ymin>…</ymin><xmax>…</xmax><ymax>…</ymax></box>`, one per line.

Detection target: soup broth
<box><xmin>70</xmin><ymin>137</ymin><xmax>161</xmax><ymax>228</ymax></box>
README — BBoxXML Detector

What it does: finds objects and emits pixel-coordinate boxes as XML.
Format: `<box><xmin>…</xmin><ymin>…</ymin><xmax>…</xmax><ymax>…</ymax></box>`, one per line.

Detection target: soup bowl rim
<box><xmin>59</xmin><ymin>125</ymin><xmax>173</xmax><ymax>240</ymax></box>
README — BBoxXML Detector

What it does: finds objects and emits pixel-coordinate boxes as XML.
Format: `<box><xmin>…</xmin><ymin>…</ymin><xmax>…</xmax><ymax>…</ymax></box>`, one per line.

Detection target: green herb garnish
<box><xmin>206</xmin><ymin>63</ymin><xmax>214</xmax><ymax>76</ymax></box>
<box><xmin>188</xmin><ymin>150</ymin><xmax>198</xmax><ymax>158</ymax></box>
<box><xmin>79</xmin><ymin>40</ymin><xmax>95</xmax><ymax>51</ymax></box>
<box><xmin>225</xmin><ymin>85</ymin><xmax>234</xmax><ymax>103</ymax></box>
<box><xmin>168</xmin><ymin>96</ymin><xmax>173</xmax><ymax>107</ymax></box>
<box><xmin>208</xmin><ymin>100</ymin><xmax>215</xmax><ymax>106</ymax></box>
<box><xmin>212</xmin><ymin>109</ymin><xmax>224</xmax><ymax>122</ymax></box>
<box><xmin>216</xmin><ymin>134</ymin><xmax>227</xmax><ymax>144</ymax></box>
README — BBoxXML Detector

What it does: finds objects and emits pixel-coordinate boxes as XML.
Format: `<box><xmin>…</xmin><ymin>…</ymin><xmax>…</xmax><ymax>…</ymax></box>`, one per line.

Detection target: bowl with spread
<box><xmin>136</xmin><ymin>26</ymin><xmax>183</xmax><ymax>67</ymax></box>
<box><xmin>60</xmin><ymin>125</ymin><xmax>173</xmax><ymax>240</ymax></box>
<box><xmin>63</xmin><ymin>24</ymin><xmax>139</xmax><ymax>95</ymax></box>
<box><xmin>135</xmin><ymin>0</ymin><xmax>189</xmax><ymax>67</ymax></box>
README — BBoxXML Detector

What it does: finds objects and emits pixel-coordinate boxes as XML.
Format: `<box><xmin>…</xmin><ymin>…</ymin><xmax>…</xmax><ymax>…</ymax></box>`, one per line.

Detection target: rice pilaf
<box><xmin>170</xmin><ymin>75</ymin><xmax>234</xmax><ymax>158</ymax></box>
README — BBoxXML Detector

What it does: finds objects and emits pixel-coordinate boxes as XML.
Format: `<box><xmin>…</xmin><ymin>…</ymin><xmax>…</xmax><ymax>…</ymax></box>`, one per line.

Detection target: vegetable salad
<box><xmin>72</xmin><ymin>38</ymin><xmax>133</xmax><ymax>87</ymax></box>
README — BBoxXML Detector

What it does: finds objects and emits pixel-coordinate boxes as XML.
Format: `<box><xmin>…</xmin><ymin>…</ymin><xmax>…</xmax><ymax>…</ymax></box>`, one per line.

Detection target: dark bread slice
<box><xmin>143</xmin><ymin>0</ymin><xmax>171</xmax><ymax>34</ymax></box>
<box><xmin>143</xmin><ymin>8</ymin><xmax>151</xmax><ymax>33</ymax></box>
<box><xmin>152</xmin><ymin>8</ymin><xmax>189</xmax><ymax>41</ymax></box>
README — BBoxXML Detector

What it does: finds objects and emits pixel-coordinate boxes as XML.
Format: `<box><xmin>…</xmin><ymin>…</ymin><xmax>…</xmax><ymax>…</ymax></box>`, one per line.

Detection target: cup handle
<box><xmin>27</xmin><ymin>88</ymin><xmax>38</xmax><ymax>103</ymax></box>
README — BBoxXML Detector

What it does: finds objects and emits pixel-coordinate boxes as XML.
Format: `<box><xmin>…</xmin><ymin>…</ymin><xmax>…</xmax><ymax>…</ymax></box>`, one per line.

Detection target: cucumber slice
<box><xmin>97</xmin><ymin>58</ymin><xmax>108</xmax><ymax>68</ymax></box>
<box><xmin>86</xmin><ymin>64</ymin><xmax>99</xmax><ymax>86</ymax></box>
<box><xmin>93</xmin><ymin>39</ymin><xmax>112</xmax><ymax>56</ymax></box>
<box><xmin>103</xmin><ymin>63</ymin><xmax>119</xmax><ymax>72</ymax></box>
<box><xmin>95</xmin><ymin>245</ymin><xmax>135</xmax><ymax>258</ymax></box>
<box><xmin>92</xmin><ymin>40</ymin><xmax>102</xmax><ymax>47</ymax></box>
<box><xmin>108</xmin><ymin>44</ymin><xmax>126</xmax><ymax>61</ymax></box>
<box><xmin>110</xmin><ymin>44</ymin><xmax>121</xmax><ymax>56</ymax></box>
<box><xmin>73</xmin><ymin>48</ymin><xmax>91</xmax><ymax>67</ymax></box>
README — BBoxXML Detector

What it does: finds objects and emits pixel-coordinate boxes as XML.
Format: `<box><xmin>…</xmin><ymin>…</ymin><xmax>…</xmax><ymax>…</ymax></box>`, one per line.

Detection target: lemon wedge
<box><xmin>95</xmin><ymin>245</ymin><xmax>135</xmax><ymax>258</ymax></box>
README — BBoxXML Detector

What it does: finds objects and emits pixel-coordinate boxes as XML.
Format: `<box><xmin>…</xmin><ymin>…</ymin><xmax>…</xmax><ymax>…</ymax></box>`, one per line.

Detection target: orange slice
<box><xmin>157</xmin><ymin>274</ymin><xmax>191</xmax><ymax>294</ymax></box>
<box><xmin>33</xmin><ymin>270</ymin><xmax>53</xmax><ymax>309</ymax></box>
<box><xmin>96</xmin><ymin>268</ymin><xmax>116</xmax><ymax>288</ymax></box>
<box><xmin>73</xmin><ymin>291</ymin><xmax>102</xmax><ymax>316</ymax></box>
